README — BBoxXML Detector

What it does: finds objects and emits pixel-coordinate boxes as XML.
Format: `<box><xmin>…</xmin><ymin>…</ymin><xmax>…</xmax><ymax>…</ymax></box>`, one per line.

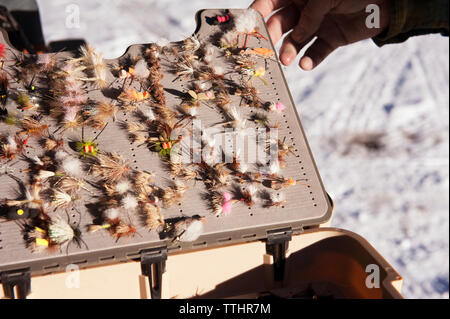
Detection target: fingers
<box><xmin>279</xmin><ymin>27</ymin><xmax>339</xmax><ymax>69</ymax></box>
<box><xmin>290</xmin><ymin>0</ymin><xmax>335</xmax><ymax>44</ymax></box>
<box><xmin>250</xmin><ymin>0</ymin><xmax>343</xmax><ymax>70</ymax></box>
<box><xmin>300</xmin><ymin>37</ymin><xmax>338</xmax><ymax>70</ymax></box>
<box><xmin>266</xmin><ymin>4</ymin><xmax>301</xmax><ymax>45</ymax></box>
<box><xmin>279</xmin><ymin>32</ymin><xmax>314</xmax><ymax>66</ymax></box>
<box><xmin>297</xmin><ymin>12</ymin><xmax>367</xmax><ymax>70</ymax></box>
<box><xmin>249</xmin><ymin>0</ymin><xmax>292</xmax><ymax>18</ymax></box>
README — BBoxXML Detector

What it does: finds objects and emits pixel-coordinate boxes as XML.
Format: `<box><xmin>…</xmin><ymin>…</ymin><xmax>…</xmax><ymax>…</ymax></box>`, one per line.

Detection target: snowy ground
<box><xmin>35</xmin><ymin>0</ymin><xmax>449</xmax><ymax>298</ymax></box>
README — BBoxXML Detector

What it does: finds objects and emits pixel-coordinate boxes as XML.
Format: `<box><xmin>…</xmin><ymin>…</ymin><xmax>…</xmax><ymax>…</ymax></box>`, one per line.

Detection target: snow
<box><xmin>36</xmin><ymin>0</ymin><xmax>449</xmax><ymax>298</ymax></box>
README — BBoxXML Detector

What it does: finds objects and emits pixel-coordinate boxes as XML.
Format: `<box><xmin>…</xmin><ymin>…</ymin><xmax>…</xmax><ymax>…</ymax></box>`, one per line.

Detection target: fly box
<box><xmin>0</xmin><ymin>8</ymin><xmax>401</xmax><ymax>299</ymax></box>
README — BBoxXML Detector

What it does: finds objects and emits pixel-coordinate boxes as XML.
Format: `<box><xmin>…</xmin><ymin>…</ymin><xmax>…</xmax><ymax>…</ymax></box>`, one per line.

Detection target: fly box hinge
<box><xmin>140</xmin><ymin>246</ymin><xmax>168</xmax><ymax>299</ymax></box>
<box><xmin>265</xmin><ymin>228</ymin><xmax>294</xmax><ymax>282</ymax></box>
<box><xmin>1</xmin><ymin>268</ymin><xmax>31</xmax><ymax>299</ymax></box>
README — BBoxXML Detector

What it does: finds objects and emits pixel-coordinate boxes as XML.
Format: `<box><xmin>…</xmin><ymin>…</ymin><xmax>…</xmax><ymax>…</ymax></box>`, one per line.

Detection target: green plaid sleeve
<box><xmin>373</xmin><ymin>0</ymin><xmax>449</xmax><ymax>46</ymax></box>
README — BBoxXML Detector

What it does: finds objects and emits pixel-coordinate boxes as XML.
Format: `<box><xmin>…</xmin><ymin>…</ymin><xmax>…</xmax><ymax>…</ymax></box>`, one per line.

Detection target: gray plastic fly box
<box><xmin>0</xmin><ymin>9</ymin><xmax>332</xmax><ymax>298</ymax></box>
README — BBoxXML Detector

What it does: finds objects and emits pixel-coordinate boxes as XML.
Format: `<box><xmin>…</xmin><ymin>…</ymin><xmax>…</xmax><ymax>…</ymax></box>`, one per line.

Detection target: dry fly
<box><xmin>159</xmin><ymin>215</ymin><xmax>205</xmax><ymax>242</ymax></box>
<box><xmin>118</xmin><ymin>88</ymin><xmax>150</xmax><ymax>103</ymax></box>
<box><xmin>213</xmin><ymin>91</ymin><xmax>232</xmax><ymax>109</ymax></box>
<box><xmin>235</xmin><ymin>82</ymin><xmax>265</xmax><ymax>108</ymax></box>
<box><xmin>50</xmin><ymin>189</ymin><xmax>78</xmax><ymax>210</ymax></box>
<box><xmin>145</xmin><ymin>43</ymin><xmax>161</xmax><ymax>64</ymax></box>
<box><xmin>181</xmin><ymin>35</ymin><xmax>201</xmax><ymax>52</ymax></box>
<box><xmin>18</xmin><ymin>116</ymin><xmax>49</xmax><ymax>137</ymax></box>
<box><xmin>16</xmin><ymin>92</ymin><xmax>40</xmax><ymax>110</ymax></box>
<box><xmin>109</xmin><ymin>219</ymin><xmax>138</xmax><ymax>239</ymax></box>
<box><xmin>104</xmin><ymin>178</ymin><xmax>132</xmax><ymax>196</ymax></box>
<box><xmin>142</xmin><ymin>203</ymin><xmax>164</xmax><ymax>230</ymax></box>
<box><xmin>234</xmin><ymin>171</ymin><xmax>262</xmax><ymax>184</ymax></box>
<box><xmin>266</xmin><ymin>177</ymin><xmax>310</xmax><ymax>190</ymax></box>
<box><xmin>232</xmin><ymin>184</ymin><xmax>258</xmax><ymax>206</ymax></box>
<box><xmin>154</xmin><ymin>105</ymin><xmax>178</xmax><ymax>123</ymax></box>
<box><xmin>234</xmin><ymin>55</ymin><xmax>256</xmax><ymax>71</ymax></box>
<box><xmin>173</xmin><ymin>56</ymin><xmax>196</xmax><ymax>81</ymax></box>
<box><xmin>41</xmin><ymin>135</ymin><xmax>64</xmax><ymax>151</ymax></box>
<box><xmin>1</xmin><ymin>174</ymin><xmax>43</xmax><ymax>220</ymax></box>
<box><xmin>25</xmin><ymin>214</ymin><xmax>87</xmax><ymax>254</ymax></box>
<box><xmin>204</xmin><ymin>191</ymin><xmax>233</xmax><ymax>216</ymax></box>
<box><xmin>0</xmin><ymin>134</ymin><xmax>27</xmax><ymax>161</ymax></box>
<box><xmin>21</xmin><ymin>155</ymin><xmax>53</xmax><ymax>176</ymax></box>
<box><xmin>89</xmin><ymin>218</ymin><xmax>138</xmax><ymax>241</ymax></box>
<box><xmin>91</xmin><ymin>152</ymin><xmax>131</xmax><ymax>183</ymax></box>
<box><xmin>162</xmin><ymin>181</ymin><xmax>188</xmax><ymax>207</ymax></box>
<box><xmin>53</xmin><ymin>176</ymin><xmax>91</xmax><ymax>194</ymax></box>
<box><xmin>217</xmin><ymin>106</ymin><xmax>246</xmax><ymax>130</ymax></box>
<box><xmin>198</xmin><ymin>162</ymin><xmax>231</xmax><ymax>189</ymax></box>
<box><xmin>134</xmin><ymin>171</ymin><xmax>155</xmax><ymax>195</ymax></box>
<box><xmin>167</xmin><ymin>161</ymin><xmax>197</xmax><ymax>181</ymax></box>
<box><xmin>87</xmin><ymin>102</ymin><xmax>118</xmax><ymax>128</ymax></box>
<box><xmin>137</xmin><ymin>189</ymin><xmax>159</xmax><ymax>207</ymax></box>
<box><xmin>263</xmin><ymin>192</ymin><xmax>286</xmax><ymax>208</ymax></box>
<box><xmin>68</xmin><ymin>44</ymin><xmax>107</xmax><ymax>88</ymax></box>
<box><xmin>240</xmin><ymin>47</ymin><xmax>275</xmax><ymax>59</ymax></box>
<box><xmin>181</xmin><ymin>88</ymin><xmax>215</xmax><ymax>108</ymax></box>
<box><xmin>277</xmin><ymin>137</ymin><xmax>296</xmax><ymax>162</ymax></box>
<box><xmin>124</xmin><ymin>121</ymin><xmax>146</xmax><ymax>134</ymax></box>
<box><xmin>250</xmin><ymin>112</ymin><xmax>270</xmax><ymax>127</ymax></box>
<box><xmin>195</xmin><ymin>66</ymin><xmax>225</xmax><ymax>82</ymax></box>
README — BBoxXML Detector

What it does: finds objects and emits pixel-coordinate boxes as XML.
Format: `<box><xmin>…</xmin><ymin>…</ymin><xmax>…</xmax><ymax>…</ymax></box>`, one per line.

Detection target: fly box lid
<box><xmin>0</xmin><ymin>8</ymin><xmax>334</xmax><ymax>297</ymax></box>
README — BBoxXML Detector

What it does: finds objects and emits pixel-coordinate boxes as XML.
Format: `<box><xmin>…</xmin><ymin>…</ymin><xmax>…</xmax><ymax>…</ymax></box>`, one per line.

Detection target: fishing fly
<box><xmin>264</xmin><ymin>176</ymin><xmax>310</xmax><ymax>190</ymax></box>
<box><xmin>1</xmin><ymin>173</ymin><xmax>42</xmax><ymax>220</ymax></box>
<box><xmin>24</xmin><ymin>213</ymin><xmax>88</xmax><ymax>254</ymax></box>
<box><xmin>206</xmin><ymin>9</ymin><xmax>233</xmax><ymax>25</ymax></box>
<box><xmin>71</xmin><ymin>123</ymin><xmax>108</xmax><ymax>157</ymax></box>
<box><xmin>0</xmin><ymin>134</ymin><xmax>27</xmax><ymax>162</ymax></box>
<box><xmin>159</xmin><ymin>215</ymin><xmax>205</xmax><ymax>242</ymax></box>
<box><xmin>0</xmin><ymin>71</ymin><xmax>8</xmax><ymax>109</ymax></box>
<box><xmin>88</xmin><ymin>208</ymin><xmax>139</xmax><ymax>242</ymax></box>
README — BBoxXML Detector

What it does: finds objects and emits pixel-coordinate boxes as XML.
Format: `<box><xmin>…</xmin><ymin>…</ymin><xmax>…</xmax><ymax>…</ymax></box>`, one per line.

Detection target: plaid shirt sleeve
<box><xmin>373</xmin><ymin>0</ymin><xmax>449</xmax><ymax>46</ymax></box>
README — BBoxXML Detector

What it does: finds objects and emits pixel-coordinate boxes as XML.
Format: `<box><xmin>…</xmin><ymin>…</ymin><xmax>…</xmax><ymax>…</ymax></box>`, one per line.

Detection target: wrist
<box><xmin>373</xmin><ymin>0</ymin><xmax>450</xmax><ymax>47</ymax></box>
<box><xmin>378</xmin><ymin>0</ymin><xmax>391</xmax><ymax>35</ymax></box>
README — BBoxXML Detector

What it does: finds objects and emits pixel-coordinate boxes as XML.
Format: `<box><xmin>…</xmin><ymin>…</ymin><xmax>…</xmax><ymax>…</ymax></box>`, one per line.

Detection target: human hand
<box><xmin>250</xmin><ymin>0</ymin><xmax>391</xmax><ymax>70</ymax></box>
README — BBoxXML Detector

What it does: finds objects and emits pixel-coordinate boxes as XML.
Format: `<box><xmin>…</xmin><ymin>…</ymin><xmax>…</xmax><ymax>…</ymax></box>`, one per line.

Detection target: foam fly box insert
<box><xmin>0</xmin><ymin>9</ymin><xmax>332</xmax><ymax>279</ymax></box>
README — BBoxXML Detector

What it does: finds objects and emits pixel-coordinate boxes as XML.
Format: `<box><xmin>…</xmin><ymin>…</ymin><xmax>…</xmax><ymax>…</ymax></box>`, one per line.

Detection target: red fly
<box><xmin>0</xmin><ymin>43</ymin><xmax>6</xmax><ymax>58</ymax></box>
<box><xmin>207</xmin><ymin>10</ymin><xmax>233</xmax><ymax>25</ymax></box>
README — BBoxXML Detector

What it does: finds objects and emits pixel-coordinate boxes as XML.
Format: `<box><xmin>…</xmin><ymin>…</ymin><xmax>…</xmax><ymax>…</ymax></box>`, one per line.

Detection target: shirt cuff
<box><xmin>372</xmin><ymin>0</ymin><xmax>449</xmax><ymax>47</ymax></box>
<box><xmin>373</xmin><ymin>0</ymin><xmax>408</xmax><ymax>47</ymax></box>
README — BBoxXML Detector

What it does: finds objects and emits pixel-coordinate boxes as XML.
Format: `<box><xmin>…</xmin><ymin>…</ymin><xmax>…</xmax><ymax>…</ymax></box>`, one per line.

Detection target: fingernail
<box><xmin>300</xmin><ymin>56</ymin><xmax>314</xmax><ymax>70</ymax></box>
<box><xmin>281</xmin><ymin>53</ymin><xmax>292</xmax><ymax>65</ymax></box>
<box><xmin>280</xmin><ymin>48</ymin><xmax>294</xmax><ymax>65</ymax></box>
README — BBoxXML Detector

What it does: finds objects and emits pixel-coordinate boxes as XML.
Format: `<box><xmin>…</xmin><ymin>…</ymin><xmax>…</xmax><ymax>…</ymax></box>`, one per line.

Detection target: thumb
<box><xmin>291</xmin><ymin>0</ymin><xmax>334</xmax><ymax>44</ymax></box>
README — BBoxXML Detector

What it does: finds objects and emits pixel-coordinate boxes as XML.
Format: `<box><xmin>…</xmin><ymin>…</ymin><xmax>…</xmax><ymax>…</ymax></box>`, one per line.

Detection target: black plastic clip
<box><xmin>140</xmin><ymin>246</ymin><xmax>168</xmax><ymax>299</ymax></box>
<box><xmin>265</xmin><ymin>228</ymin><xmax>293</xmax><ymax>282</ymax></box>
<box><xmin>1</xmin><ymin>268</ymin><xmax>31</xmax><ymax>299</ymax></box>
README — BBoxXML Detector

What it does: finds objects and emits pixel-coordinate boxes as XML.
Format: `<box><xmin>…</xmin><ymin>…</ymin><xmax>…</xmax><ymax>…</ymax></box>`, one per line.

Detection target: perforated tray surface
<box><xmin>0</xmin><ymin>9</ymin><xmax>331</xmax><ymax>275</ymax></box>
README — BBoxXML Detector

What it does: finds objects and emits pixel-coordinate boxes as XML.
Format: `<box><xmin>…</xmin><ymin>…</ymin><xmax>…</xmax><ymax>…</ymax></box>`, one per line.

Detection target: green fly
<box><xmin>72</xmin><ymin>123</ymin><xmax>108</xmax><ymax>157</ymax></box>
